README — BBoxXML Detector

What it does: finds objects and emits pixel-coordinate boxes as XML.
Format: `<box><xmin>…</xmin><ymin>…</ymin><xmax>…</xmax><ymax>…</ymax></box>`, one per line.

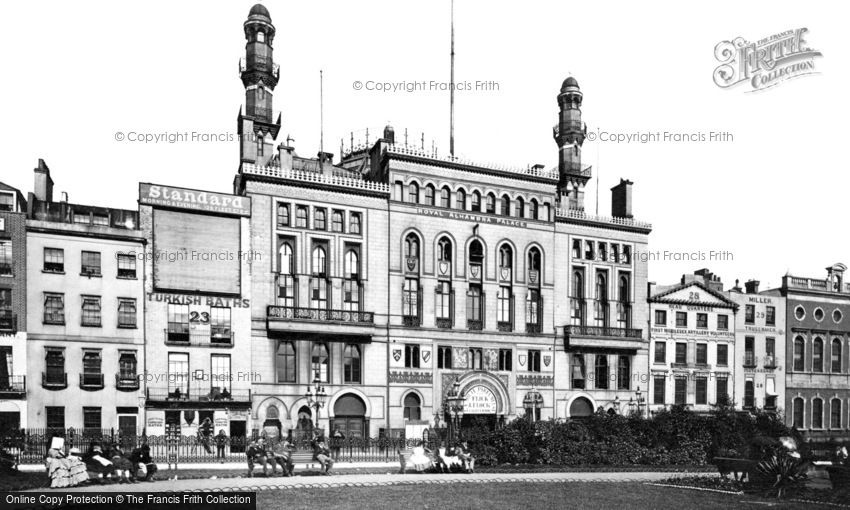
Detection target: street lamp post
<box><xmin>444</xmin><ymin>377</ymin><xmax>466</xmax><ymax>443</ymax></box>
<box><xmin>305</xmin><ymin>378</ymin><xmax>328</xmax><ymax>435</ymax></box>
<box><xmin>635</xmin><ymin>386</ymin><xmax>645</xmax><ymax>418</ymax></box>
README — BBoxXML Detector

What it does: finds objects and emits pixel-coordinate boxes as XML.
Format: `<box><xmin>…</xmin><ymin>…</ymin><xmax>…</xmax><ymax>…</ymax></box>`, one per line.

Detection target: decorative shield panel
<box><xmin>499</xmin><ymin>267</ymin><xmax>511</xmax><ymax>282</ymax></box>
<box><xmin>469</xmin><ymin>263</ymin><xmax>481</xmax><ymax>281</ymax></box>
<box><xmin>422</xmin><ymin>351</ymin><xmax>431</xmax><ymax>363</ymax></box>
<box><xmin>518</xmin><ymin>354</ymin><xmax>527</xmax><ymax>367</ymax></box>
<box><xmin>392</xmin><ymin>349</ymin><xmax>402</xmax><ymax>362</ymax></box>
<box><xmin>528</xmin><ymin>270</ymin><xmax>540</xmax><ymax>286</ymax></box>
<box><xmin>438</xmin><ymin>261</ymin><xmax>450</xmax><ymax>276</ymax></box>
<box><xmin>543</xmin><ymin>355</ymin><xmax>551</xmax><ymax>367</ymax></box>
<box><xmin>406</xmin><ymin>257</ymin><xmax>419</xmax><ymax>273</ymax></box>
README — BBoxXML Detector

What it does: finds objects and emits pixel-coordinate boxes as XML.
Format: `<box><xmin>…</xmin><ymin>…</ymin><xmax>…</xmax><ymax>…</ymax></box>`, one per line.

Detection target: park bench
<box><xmin>289</xmin><ymin>451</ymin><xmax>319</xmax><ymax>472</ymax></box>
<box><xmin>397</xmin><ymin>448</ymin><xmax>415</xmax><ymax>474</ymax></box>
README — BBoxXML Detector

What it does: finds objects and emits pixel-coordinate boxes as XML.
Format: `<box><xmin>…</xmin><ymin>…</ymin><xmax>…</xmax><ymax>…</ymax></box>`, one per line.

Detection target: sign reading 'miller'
<box><xmin>139</xmin><ymin>183</ymin><xmax>251</xmax><ymax>217</ymax></box>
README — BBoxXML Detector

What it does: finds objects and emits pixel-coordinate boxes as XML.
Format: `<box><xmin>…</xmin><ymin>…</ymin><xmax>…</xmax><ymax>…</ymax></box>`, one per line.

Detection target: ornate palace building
<box><xmin>235</xmin><ymin>5</ymin><xmax>652</xmax><ymax>439</ymax></box>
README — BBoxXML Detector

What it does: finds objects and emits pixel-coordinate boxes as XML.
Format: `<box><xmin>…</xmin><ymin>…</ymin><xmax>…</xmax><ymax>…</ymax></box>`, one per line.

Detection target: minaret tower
<box><xmin>554</xmin><ymin>77</ymin><xmax>590</xmax><ymax>210</ymax></box>
<box><xmin>238</xmin><ymin>4</ymin><xmax>282</xmax><ymax>167</ymax></box>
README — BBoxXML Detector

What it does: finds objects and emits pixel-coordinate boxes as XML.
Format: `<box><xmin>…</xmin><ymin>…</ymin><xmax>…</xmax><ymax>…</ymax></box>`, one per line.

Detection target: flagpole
<box><xmin>449</xmin><ymin>0</ymin><xmax>455</xmax><ymax>157</ymax></box>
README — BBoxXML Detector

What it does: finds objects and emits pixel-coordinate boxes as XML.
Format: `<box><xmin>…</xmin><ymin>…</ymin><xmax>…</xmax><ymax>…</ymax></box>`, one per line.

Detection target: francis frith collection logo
<box><xmin>713</xmin><ymin>28</ymin><xmax>822</xmax><ymax>92</ymax></box>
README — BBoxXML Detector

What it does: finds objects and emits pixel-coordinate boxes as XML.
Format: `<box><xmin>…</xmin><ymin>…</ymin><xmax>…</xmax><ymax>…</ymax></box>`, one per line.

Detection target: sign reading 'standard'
<box><xmin>139</xmin><ymin>183</ymin><xmax>251</xmax><ymax>217</ymax></box>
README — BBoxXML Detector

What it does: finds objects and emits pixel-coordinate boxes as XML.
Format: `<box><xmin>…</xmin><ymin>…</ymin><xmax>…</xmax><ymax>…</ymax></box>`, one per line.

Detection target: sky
<box><xmin>0</xmin><ymin>0</ymin><xmax>846</xmax><ymax>288</ymax></box>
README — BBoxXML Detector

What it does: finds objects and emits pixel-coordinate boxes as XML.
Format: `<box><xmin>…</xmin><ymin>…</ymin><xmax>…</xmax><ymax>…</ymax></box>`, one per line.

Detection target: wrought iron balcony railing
<box><xmin>164</xmin><ymin>328</ymin><xmax>235</xmax><ymax>347</ymax></box>
<box><xmin>267</xmin><ymin>306</ymin><xmax>374</xmax><ymax>325</ymax></box>
<box><xmin>42</xmin><ymin>372</ymin><xmax>67</xmax><ymax>390</ymax></box>
<box><xmin>0</xmin><ymin>375</ymin><xmax>25</xmax><ymax>398</ymax></box>
<box><xmin>145</xmin><ymin>386</ymin><xmax>251</xmax><ymax>403</ymax></box>
<box><xmin>115</xmin><ymin>374</ymin><xmax>140</xmax><ymax>391</ymax></box>
<box><xmin>80</xmin><ymin>373</ymin><xmax>104</xmax><ymax>390</ymax></box>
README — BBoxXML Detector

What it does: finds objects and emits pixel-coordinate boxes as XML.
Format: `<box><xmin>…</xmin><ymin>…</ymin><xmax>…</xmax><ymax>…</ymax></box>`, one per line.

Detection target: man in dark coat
<box><xmin>246</xmin><ymin>438</ymin><xmax>269</xmax><ymax>477</ymax></box>
<box><xmin>130</xmin><ymin>444</ymin><xmax>157</xmax><ymax>481</ymax></box>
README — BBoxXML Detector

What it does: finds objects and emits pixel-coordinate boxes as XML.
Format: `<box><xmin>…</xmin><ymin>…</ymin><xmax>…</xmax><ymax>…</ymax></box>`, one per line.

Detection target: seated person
<box><xmin>455</xmin><ymin>441</ymin><xmax>475</xmax><ymax>473</ymax></box>
<box><xmin>311</xmin><ymin>433</ymin><xmax>334</xmax><ymax>475</ymax></box>
<box><xmin>221</xmin><ymin>388</ymin><xmax>231</xmax><ymax>400</ymax></box>
<box><xmin>407</xmin><ymin>442</ymin><xmax>434</xmax><ymax>473</ymax></box>
<box><xmin>246</xmin><ymin>438</ymin><xmax>270</xmax><ymax>477</ymax></box>
<box><xmin>269</xmin><ymin>438</ymin><xmax>295</xmax><ymax>476</ymax></box>
<box><xmin>45</xmin><ymin>441</ymin><xmax>89</xmax><ymax>488</ymax></box>
<box><xmin>84</xmin><ymin>443</ymin><xmax>115</xmax><ymax>483</ymax></box>
<box><xmin>109</xmin><ymin>444</ymin><xmax>135</xmax><ymax>483</ymax></box>
<box><xmin>438</xmin><ymin>445</ymin><xmax>462</xmax><ymax>472</ymax></box>
<box><xmin>130</xmin><ymin>444</ymin><xmax>157</xmax><ymax>481</ymax></box>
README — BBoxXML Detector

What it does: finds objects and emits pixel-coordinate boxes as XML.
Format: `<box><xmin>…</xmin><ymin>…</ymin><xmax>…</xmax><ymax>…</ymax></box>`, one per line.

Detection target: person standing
<box><xmin>215</xmin><ymin>429</ymin><xmax>228</xmax><ymax>463</ymax></box>
<box><xmin>331</xmin><ymin>427</ymin><xmax>345</xmax><ymax>460</ymax></box>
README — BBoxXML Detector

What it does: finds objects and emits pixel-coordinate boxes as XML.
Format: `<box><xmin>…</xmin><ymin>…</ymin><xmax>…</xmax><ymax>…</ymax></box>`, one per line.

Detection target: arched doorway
<box><xmin>457</xmin><ymin>385</ymin><xmax>499</xmax><ymax>433</ymax></box>
<box><xmin>569</xmin><ymin>397</ymin><xmax>594</xmax><ymax>418</ymax></box>
<box><xmin>291</xmin><ymin>405</ymin><xmax>313</xmax><ymax>445</ymax></box>
<box><xmin>333</xmin><ymin>394</ymin><xmax>367</xmax><ymax>439</ymax></box>
<box><xmin>263</xmin><ymin>405</ymin><xmax>282</xmax><ymax>439</ymax></box>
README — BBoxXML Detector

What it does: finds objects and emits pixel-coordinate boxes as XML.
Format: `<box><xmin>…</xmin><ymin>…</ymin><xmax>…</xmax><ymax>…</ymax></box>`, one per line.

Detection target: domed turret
<box><xmin>248</xmin><ymin>4</ymin><xmax>271</xmax><ymax>20</ymax></box>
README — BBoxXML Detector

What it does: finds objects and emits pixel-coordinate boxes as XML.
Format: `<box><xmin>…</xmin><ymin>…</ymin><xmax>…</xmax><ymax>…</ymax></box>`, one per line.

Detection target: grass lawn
<box><xmin>255</xmin><ymin>482</ymin><xmax>825</xmax><ymax>510</ymax></box>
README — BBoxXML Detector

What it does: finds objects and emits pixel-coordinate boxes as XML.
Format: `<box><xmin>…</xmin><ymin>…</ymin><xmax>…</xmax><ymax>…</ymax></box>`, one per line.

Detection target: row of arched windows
<box><xmin>403</xmin><ymin>233</ymin><xmax>542</xmax><ymax>279</ymax></box>
<box><xmin>277</xmin><ymin>241</ymin><xmax>362</xmax><ymax>311</ymax></box>
<box><xmin>792</xmin><ymin>336</ymin><xmax>844</xmax><ymax>373</ymax></box>
<box><xmin>278</xmin><ymin>242</ymin><xmax>360</xmax><ymax>278</ymax></box>
<box><xmin>792</xmin><ymin>396</ymin><xmax>846</xmax><ymax>429</ymax></box>
<box><xmin>395</xmin><ymin>180</ymin><xmax>550</xmax><ymax>221</ymax></box>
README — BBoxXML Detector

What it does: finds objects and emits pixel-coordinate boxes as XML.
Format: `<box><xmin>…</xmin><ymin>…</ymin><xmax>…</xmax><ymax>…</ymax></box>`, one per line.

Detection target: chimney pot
<box><xmin>745</xmin><ymin>280</ymin><xmax>760</xmax><ymax>294</ymax></box>
<box><xmin>611</xmin><ymin>178</ymin><xmax>633</xmax><ymax>218</ymax></box>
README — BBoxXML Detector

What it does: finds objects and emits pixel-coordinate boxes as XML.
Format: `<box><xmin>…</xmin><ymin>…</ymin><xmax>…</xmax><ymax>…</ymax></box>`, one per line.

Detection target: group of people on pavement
<box><xmin>407</xmin><ymin>441</ymin><xmax>475</xmax><ymax>474</ymax></box>
<box><xmin>245</xmin><ymin>431</ymin><xmax>334</xmax><ymax>477</ymax></box>
<box><xmin>45</xmin><ymin>439</ymin><xmax>158</xmax><ymax>487</ymax></box>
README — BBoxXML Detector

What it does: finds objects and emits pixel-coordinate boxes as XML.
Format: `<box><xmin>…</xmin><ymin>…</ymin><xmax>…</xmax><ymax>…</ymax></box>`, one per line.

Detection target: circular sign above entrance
<box><xmin>465</xmin><ymin>386</ymin><xmax>497</xmax><ymax>414</ymax></box>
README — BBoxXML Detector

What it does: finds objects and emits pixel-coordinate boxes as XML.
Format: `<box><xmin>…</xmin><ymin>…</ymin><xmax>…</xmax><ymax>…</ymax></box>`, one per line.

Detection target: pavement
<box><xmin>29</xmin><ymin>470</ymin><xmax>712</xmax><ymax>493</ymax></box>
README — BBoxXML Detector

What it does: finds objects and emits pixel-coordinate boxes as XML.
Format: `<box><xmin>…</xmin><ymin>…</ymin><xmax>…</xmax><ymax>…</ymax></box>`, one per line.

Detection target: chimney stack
<box><xmin>33</xmin><ymin>159</ymin><xmax>53</xmax><ymax>202</ymax></box>
<box><xmin>745</xmin><ymin>280</ymin><xmax>760</xmax><ymax>294</ymax></box>
<box><xmin>383</xmin><ymin>125</ymin><xmax>395</xmax><ymax>145</ymax></box>
<box><xmin>611</xmin><ymin>179</ymin><xmax>633</xmax><ymax>218</ymax></box>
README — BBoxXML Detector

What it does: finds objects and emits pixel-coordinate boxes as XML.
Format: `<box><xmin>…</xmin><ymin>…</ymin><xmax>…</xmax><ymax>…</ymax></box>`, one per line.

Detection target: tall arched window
<box><xmin>471</xmin><ymin>191</ymin><xmax>482</xmax><ymax>212</ymax></box>
<box><xmin>424</xmin><ymin>184</ymin><xmax>435</xmax><ymax>206</ymax></box>
<box><xmin>499</xmin><ymin>245</ymin><xmax>513</xmax><ymax>269</ymax></box>
<box><xmin>595</xmin><ymin>355</ymin><xmax>609</xmax><ymax>389</ymax></box>
<box><xmin>486</xmin><ymin>193</ymin><xmax>496</xmax><ymax>214</ymax></box>
<box><xmin>440</xmin><ymin>186</ymin><xmax>451</xmax><ymax>208</ymax></box>
<box><xmin>311</xmin><ymin>342</ymin><xmax>329</xmax><ymax>383</ymax></box>
<box><xmin>278</xmin><ymin>242</ymin><xmax>295</xmax><ymax>307</ymax></box>
<box><xmin>408</xmin><ymin>182</ymin><xmax>420</xmax><ymax>204</ymax></box>
<box><xmin>403</xmin><ymin>393</ymin><xmax>421</xmax><ymax>420</ymax></box>
<box><xmin>343</xmin><ymin>249</ymin><xmax>360</xmax><ymax>311</ymax></box>
<box><xmin>594</xmin><ymin>272</ymin><xmax>608</xmax><ymax>327</ymax></box>
<box><xmin>617</xmin><ymin>274</ymin><xmax>631</xmax><ymax>328</ymax></box>
<box><xmin>405</xmin><ymin>234</ymin><xmax>420</xmax><ymax>260</ymax></box>
<box><xmin>500</xmin><ymin>194</ymin><xmax>510</xmax><ymax>215</ymax></box>
<box><xmin>571</xmin><ymin>269</ymin><xmax>585</xmax><ymax>326</ymax></box>
<box><xmin>794</xmin><ymin>336</ymin><xmax>805</xmax><ymax>371</ymax></box>
<box><xmin>456</xmin><ymin>189</ymin><xmax>466</xmax><ymax>210</ymax></box>
<box><xmin>812</xmin><ymin>398</ymin><xmax>824</xmax><ymax>429</ymax></box>
<box><xmin>467</xmin><ymin>240</ymin><xmax>484</xmax><ymax>330</ymax></box>
<box><xmin>832</xmin><ymin>338</ymin><xmax>842</xmax><ymax>373</ymax></box>
<box><xmin>343</xmin><ymin>344</ymin><xmax>361</xmax><ymax>384</ymax></box>
<box><xmin>257</xmin><ymin>135</ymin><xmax>264</xmax><ymax>157</ymax></box>
<box><xmin>527</xmin><ymin>247</ymin><xmax>541</xmax><ymax>282</ymax></box>
<box><xmin>793</xmin><ymin>397</ymin><xmax>804</xmax><ymax>428</ymax></box>
<box><xmin>438</xmin><ymin>237</ymin><xmax>452</xmax><ymax>263</ymax></box>
<box><xmin>516</xmin><ymin>197</ymin><xmax>525</xmax><ymax>218</ymax></box>
<box><xmin>530</xmin><ymin>199</ymin><xmax>539</xmax><ymax>220</ymax></box>
<box><xmin>469</xmin><ymin>240</ymin><xmax>484</xmax><ymax>266</ymax></box>
<box><xmin>311</xmin><ymin>246</ymin><xmax>326</xmax><ymax>275</ymax></box>
<box><xmin>571</xmin><ymin>354</ymin><xmax>586</xmax><ymax>389</ymax></box>
<box><xmin>276</xmin><ymin>341</ymin><xmax>296</xmax><ymax>383</ymax></box>
<box><xmin>813</xmin><ymin>338</ymin><xmax>824</xmax><ymax>372</ymax></box>
<box><xmin>617</xmin><ymin>356</ymin><xmax>631</xmax><ymax>390</ymax></box>
<box><xmin>618</xmin><ymin>275</ymin><xmax>630</xmax><ymax>302</ymax></box>
<box><xmin>831</xmin><ymin>398</ymin><xmax>842</xmax><ymax>429</ymax></box>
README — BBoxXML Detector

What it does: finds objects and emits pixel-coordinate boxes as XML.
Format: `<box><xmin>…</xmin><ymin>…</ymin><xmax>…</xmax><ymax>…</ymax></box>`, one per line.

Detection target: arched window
<box><xmin>331</xmin><ymin>210</ymin><xmax>344</xmax><ymax>232</ymax></box>
<box><xmin>311</xmin><ymin>342</ymin><xmax>329</xmax><ymax>383</ymax></box>
<box><xmin>456</xmin><ymin>189</ymin><xmax>466</xmax><ymax>210</ymax></box>
<box><xmin>343</xmin><ymin>344</ymin><xmax>361</xmax><ymax>384</ymax></box>
<box><xmin>793</xmin><ymin>397</ymin><xmax>804</xmax><ymax>428</ymax></box>
<box><xmin>831</xmin><ymin>398</ymin><xmax>842</xmax><ymax>429</ymax></box>
<box><xmin>618</xmin><ymin>275</ymin><xmax>630</xmax><ymax>302</ymax></box>
<box><xmin>256</xmin><ymin>31</ymin><xmax>265</xmax><ymax>43</ymax></box>
<box><xmin>257</xmin><ymin>135</ymin><xmax>264</xmax><ymax>157</ymax></box>
<box><xmin>813</xmin><ymin>338</ymin><xmax>824</xmax><ymax>372</ymax></box>
<box><xmin>311</xmin><ymin>246</ymin><xmax>326</xmax><ymax>275</ymax></box>
<box><xmin>571</xmin><ymin>354</ymin><xmax>586</xmax><ymax>389</ymax></box>
<box><xmin>424</xmin><ymin>184</ymin><xmax>435</xmax><ymax>206</ymax></box>
<box><xmin>486</xmin><ymin>193</ymin><xmax>496</xmax><ymax>214</ymax></box>
<box><xmin>499</xmin><ymin>245</ymin><xmax>513</xmax><ymax>268</ymax></box>
<box><xmin>500</xmin><ymin>194</ymin><xmax>510</xmax><ymax>215</ymax></box>
<box><xmin>278</xmin><ymin>203</ymin><xmax>290</xmax><ymax>227</ymax></box>
<box><xmin>832</xmin><ymin>338</ymin><xmax>842</xmax><ymax>373</ymax></box>
<box><xmin>594</xmin><ymin>355</ymin><xmax>609</xmax><ymax>389</ymax></box>
<box><xmin>528</xmin><ymin>247</ymin><xmax>541</xmax><ymax>273</ymax></box>
<box><xmin>572</xmin><ymin>270</ymin><xmax>584</xmax><ymax>298</ymax></box>
<box><xmin>344</xmin><ymin>250</ymin><xmax>359</xmax><ymax>278</ymax></box>
<box><xmin>594</xmin><ymin>272</ymin><xmax>608</xmax><ymax>327</ymax></box>
<box><xmin>471</xmin><ymin>191</ymin><xmax>482</xmax><ymax>212</ymax></box>
<box><xmin>278</xmin><ymin>242</ymin><xmax>295</xmax><ymax>307</ymax></box>
<box><xmin>469</xmin><ymin>240</ymin><xmax>484</xmax><ymax>265</ymax></box>
<box><xmin>440</xmin><ymin>186</ymin><xmax>451</xmax><ymax>208</ymax></box>
<box><xmin>258</xmin><ymin>87</ymin><xmax>265</xmax><ymax>101</ymax></box>
<box><xmin>596</xmin><ymin>273</ymin><xmax>608</xmax><ymax>301</ymax></box>
<box><xmin>403</xmin><ymin>393</ymin><xmax>421</xmax><ymax>421</ymax></box>
<box><xmin>529</xmin><ymin>199</ymin><xmax>539</xmax><ymax>220</ymax></box>
<box><xmin>516</xmin><ymin>197</ymin><xmax>525</xmax><ymax>218</ymax></box>
<box><xmin>405</xmin><ymin>233</ymin><xmax>420</xmax><ymax>260</ymax></box>
<box><xmin>276</xmin><ymin>341</ymin><xmax>296</xmax><ymax>383</ymax></box>
<box><xmin>812</xmin><ymin>398</ymin><xmax>824</xmax><ymax>429</ymax></box>
<box><xmin>793</xmin><ymin>336</ymin><xmax>805</xmax><ymax>371</ymax></box>
<box><xmin>438</xmin><ymin>237</ymin><xmax>452</xmax><ymax>263</ymax></box>
<box><xmin>408</xmin><ymin>182</ymin><xmax>420</xmax><ymax>204</ymax></box>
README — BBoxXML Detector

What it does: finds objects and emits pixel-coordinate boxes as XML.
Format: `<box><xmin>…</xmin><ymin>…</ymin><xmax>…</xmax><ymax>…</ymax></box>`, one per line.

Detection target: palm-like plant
<box><xmin>756</xmin><ymin>454</ymin><xmax>809</xmax><ymax>498</ymax></box>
